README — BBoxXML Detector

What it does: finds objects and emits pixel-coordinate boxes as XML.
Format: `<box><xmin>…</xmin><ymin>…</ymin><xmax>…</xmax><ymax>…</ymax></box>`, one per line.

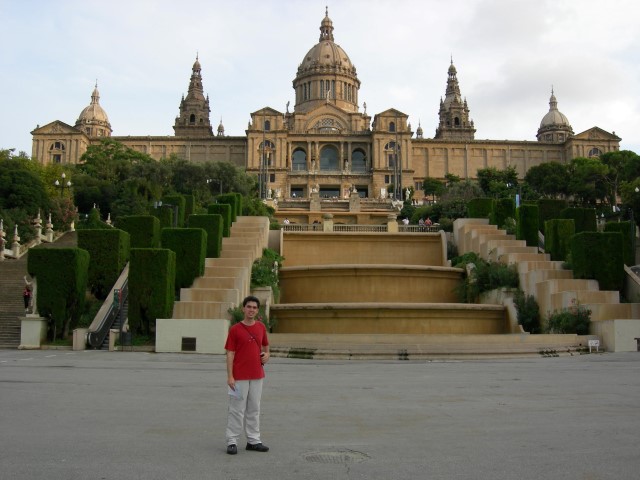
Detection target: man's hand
<box><xmin>227</xmin><ymin>376</ymin><xmax>236</xmax><ymax>390</ymax></box>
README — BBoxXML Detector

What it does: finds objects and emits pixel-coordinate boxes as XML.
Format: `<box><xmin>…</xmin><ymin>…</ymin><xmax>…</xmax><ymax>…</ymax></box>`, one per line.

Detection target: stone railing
<box><xmin>0</xmin><ymin>211</ymin><xmax>74</xmax><ymax>260</ymax></box>
<box><xmin>281</xmin><ymin>222</ymin><xmax>440</xmax><ymax>234</ymax></box>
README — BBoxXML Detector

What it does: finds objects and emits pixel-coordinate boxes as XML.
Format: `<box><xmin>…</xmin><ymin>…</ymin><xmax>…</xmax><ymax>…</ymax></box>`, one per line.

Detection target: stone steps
<box><xmin>0</xmin><ymin>231</ymin><xmax>77</xmax><ymax>348</ymax></box>
<box><xmin>268</xmin><ymin>333</ymin><xmax>592</xmax><ymax>360</ymax></box>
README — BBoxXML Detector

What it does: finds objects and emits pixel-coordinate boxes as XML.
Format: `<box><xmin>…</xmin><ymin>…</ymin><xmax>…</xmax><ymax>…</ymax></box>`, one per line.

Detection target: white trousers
<box><xmin>226</xmin><ymin>379</ymin><xmax>263</xmax><ymax>446</ymax></box>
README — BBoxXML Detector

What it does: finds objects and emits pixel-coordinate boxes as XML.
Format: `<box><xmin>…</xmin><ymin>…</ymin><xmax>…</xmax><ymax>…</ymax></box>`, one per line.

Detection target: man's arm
<box><xmin>261</xmin><ymin>345</ymin><xmax>270</xmax><ymax>364</ymax></box>
<box><xmin>226</xmin><ymin>350</ymin><xmax>235</xmax><ymax>389</ymax></box>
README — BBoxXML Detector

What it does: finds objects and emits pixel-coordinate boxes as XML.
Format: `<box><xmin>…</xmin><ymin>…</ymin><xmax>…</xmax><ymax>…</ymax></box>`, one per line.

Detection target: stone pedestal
<box><xmin>323</xmin><ymin>213</ymin><xmax>334</xmax><ymax>232</ymax></box>
<box><xmin>349</xmin><ymin>192</ymin><xmax>361</xmax><ymax>212</ymax></box>
<box><xmin>310</xmin><ymin>192</ymin><xmax>320</xmax><ymax>211</ymax></box>
<box><xmin>73</xmin><ymin>328</ymin><xmax>88</xmax><ymax>351</ymax></box>
<box><xmin>20</xmin><ymin>316</ymin><xmax>47</xmax><ymax>349</ymax></box>
<box><xmin>387</xmin><ymin>214</ymin><xmax>398</xmax><ymax>233</ymax></box>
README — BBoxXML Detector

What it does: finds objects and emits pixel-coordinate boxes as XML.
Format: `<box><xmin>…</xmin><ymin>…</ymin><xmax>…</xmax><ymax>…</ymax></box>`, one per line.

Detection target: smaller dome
<box><xmin>540</xmin><ymin>90</ymin><xmax>570</xmax><ymax>128</ymax></box>
<box><xmin>193</xmin><ymin>54</ymin><xmax>201</xmax><ymax>71</ymax></box>
<box><xmin>76</xmin><ymin>84</ymin><xmax>111</xmax><ymax>129</ymax></box>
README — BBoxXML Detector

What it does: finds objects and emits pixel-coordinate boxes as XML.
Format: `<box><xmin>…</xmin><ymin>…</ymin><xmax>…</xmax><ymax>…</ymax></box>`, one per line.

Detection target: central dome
<box><xmin>293</xmin><ymin>8</ymin><xmax>361</xmax><ymax>114</ymax></box>
<box><xmin>299</xmin><ymin>40</ymin><xmax>354</xmax><ymax>73</ymax></box>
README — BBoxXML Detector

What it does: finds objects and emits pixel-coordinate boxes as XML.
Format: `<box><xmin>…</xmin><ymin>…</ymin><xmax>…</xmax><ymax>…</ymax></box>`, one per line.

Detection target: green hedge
<box><xmin>491</xmin><ymin>198</ymin><xmax>515</xmax><ymax>228</ymax></box>
<box><xmin>560</xmin><ymin>207</ymin><xmax>597</xmax><ymax>234</ymax></box>
<box><xmin>538</xmin><ymin>199</ymin><xmax>568</xmax><ymax>234</ymax></box>
<box><xmin>149</xmin><ymin>206</ymin><xmax>173</xmax><ymax>229</ymax></box>
<box><xmin>187</xmin><ymin>214</ymin><xmax>224</xmax><ymax>258</ymax></box>
<box><xmin>234</xmin><ymin>193</ymin><xmax>243</xmax><ymax>218</ymax></box>
<box><xmin>27</xmin><ymin>247</ymin><xmax>90</xmax><ymax>339</ymax></box>
<box><xmin>77</xmin><ymin>229</ymin><xmax>130</xmax><ymax>300</ymax></box>
<box><xmin>604</xmin><ymin>221</ymin><xmax>635</xmax><ymax>266</ymax></box>
<box><xmin>571</xmin><ymin>232</ymin><xmax>624</xmax><ymax>291</ymax></box>
<box><xmin>183</xmin><ymin>194</ymin><xmax>195</xmax><ymax>220</ymax></box>
<box><xmin>128</xmin><ymin>248</ymin><xmax>176</xmax><ymax>335</ymax></box>
<box><xmin>216</xmin><ymin>194</ymin><xmax>239</xmax><ymax>222</ymax></box>
<box><xmin>162</xmin><ymin>195</ymin><xmax>187</xmax><ymax>227</ymax></box>
<box><xmin>467</xmin><ymin>198</ymin><xmax>494</xmax><ymax>220</ymax></box>
<box><xmin>544</xmin><ymin>219</ymin><xmax>574</xmax><ymax>262</ymax></box>
<box><xmin>161</xmin><ymin>228</ymin><xmax>207</xmax><ymax>290</ymax></box>
<box><xmin>208</xmin><ymin>203</ymin><xmax>232</xmax><ymax>237</ymax></box>
<box><xmin>516</xmin><ymin>204</ymin><xmax>539</xmax><ymax>247</ymax></box>
<box><xmin>115</xmin><ymin>215</ymin><xmax>160</xmax><ymax>248</ymax></box>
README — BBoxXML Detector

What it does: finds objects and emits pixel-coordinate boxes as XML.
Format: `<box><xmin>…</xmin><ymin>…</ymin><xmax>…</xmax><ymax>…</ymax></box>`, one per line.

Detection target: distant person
<box><xmin>402</xmin><ymin>217</ymin><xmax>409</xmax><ymax>226</ymax></box>
<box><xmin>23</xmin><ymin>286</ymin><xmax>32</xmax><ymax>313</ymax></box>
<box><xmin>418</xmin><ymin>218</ymin><xmax>425</xmax><ymax>231</ymax></box>
<box><xmin>283</xmin><ymin>218</ymin><xmax>290</xmax><ymax>225</ymax></box>
<box><xmin>425</xmin><ymin>217</ymin><xmax>433</xmax><ymax>227</ymax></box>
<box><xmin>225</xmin><ymin>296</ymin><xmax>270</xmax><ymax>455</ymax></box>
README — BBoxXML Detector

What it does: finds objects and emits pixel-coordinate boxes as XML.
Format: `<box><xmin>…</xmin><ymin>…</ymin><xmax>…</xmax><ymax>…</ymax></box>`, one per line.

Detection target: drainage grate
<box><xmin>181</xmin><ymin>337</ymin><xmax>197</xmax><ymax>352</ymax></box>
<box><xmin>303</xmin><ymin>449</ymin><xmax>370</xmax><ymax>464</ymax></box>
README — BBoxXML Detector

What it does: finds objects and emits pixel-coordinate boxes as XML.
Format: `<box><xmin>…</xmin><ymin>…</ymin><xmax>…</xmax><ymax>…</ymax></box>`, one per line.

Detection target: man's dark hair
<box><xmin>242</xmin><ymin>295</ymin><xmax>260</xmax><ymax>308</ymax></box>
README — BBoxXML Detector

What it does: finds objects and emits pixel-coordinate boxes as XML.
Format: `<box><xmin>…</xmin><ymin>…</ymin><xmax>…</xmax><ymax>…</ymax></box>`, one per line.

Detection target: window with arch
<box><xmin>292</xmin><ymin>149</ymin><xmax>307</xmax><ymax>171</ymax></box>
<box><xmin>351</xmin><ymin>149</ymin><xmax>366</xmax><ymax>172</ymax></box>
<box><xmin>189</xmin><ymin>114</ymin><xmax>196</xmax><ymax>124</ymax></box>
<box><xmin>264</xmin><ymin>120</ymin><xmax>271</xmax><ymax>131</ymax></box>
<box><xmin>50</xmin><ymin>141</ymin><xmax>65</xmax><ymax>164</ymax></box>
<box><xmin>313</xmin><ymin>118</ymin><xmax>340</xmax><ymax>133</ymax></box>
<box><xmin>259</xmin><ymin>140</ymin><xmax>275</xmax><ymax>166</ymax></box>
<box><xmin>588</xmin><ymin>147</ymin><xmax>602</xmax><ymax>158</ymax></box>
<box><xmin>454</xmin><ymin>117</ymin><xmax>460</xmax><ymax>126</ymax></box>
<box><xmin>320</xmin><ymin>145</ymin><xmax>339</xmax><ymax>171</ymax></box>
<box><xmin>389</xmin><ymin>121</ymin><xmax>396</xmax><ymax>133</ymax></box>
<box><xmin>384</xmin><ymin>141</ymin><xmax>400</xmax><ymax>168</ymax></box>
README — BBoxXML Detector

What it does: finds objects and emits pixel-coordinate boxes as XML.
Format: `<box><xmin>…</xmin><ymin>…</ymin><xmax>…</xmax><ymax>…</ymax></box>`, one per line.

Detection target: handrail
<box><xmin>87</xmin><ymin>279</ymin><xmax>128</xmax><ymax>348</ymax></box>
<box><xmin>86</xmin><ymin>264</ymin><xmax>129</xmax><ymax>349</ymax></box>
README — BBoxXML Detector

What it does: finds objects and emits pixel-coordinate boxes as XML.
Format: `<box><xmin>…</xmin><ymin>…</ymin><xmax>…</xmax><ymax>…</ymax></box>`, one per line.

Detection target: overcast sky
<box><xmin>2</xmin><ymin>0</ymin><xmax>639</xmax><ymax>157</ymax></box>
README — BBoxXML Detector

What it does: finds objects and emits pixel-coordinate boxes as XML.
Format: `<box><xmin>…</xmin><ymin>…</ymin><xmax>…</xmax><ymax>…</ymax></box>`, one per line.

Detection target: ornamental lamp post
<box><xmin>54</xmin><ymin>172</ymin><xmax>72</xmax><ymax>197</ymax></box>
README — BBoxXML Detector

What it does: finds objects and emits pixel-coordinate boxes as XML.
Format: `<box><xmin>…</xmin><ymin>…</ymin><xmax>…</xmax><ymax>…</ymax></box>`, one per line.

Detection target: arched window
<box><xmin>320</xmin><ymin>145</ymin><xmax>339</xmax><ymax>171</ymax></box>
<box><xmin>351</xmin><ymin>149</ymin><xmax>366</xmax><ymax>172</ymax></box>
<box><xmin>588</xmin><ymin>147</ymin><xmax>602</xmax><ymax>158</ymax></box>
<box><xmin>389</xmin><ymin>121</ymin><xmax>396</xmax><ymax>133</ymax></box>
<box><xmin>50</xmin><ymin>141</ymin><xmax>65</xmax><ymax>164</ymax></box>
<box><xmin>264</xmin><ymin>120</ymin><xmax>271</xmax><ymax>131</ymax></box>
<box><xmin>189</xmin><ymin>114</ymin><xmax>196</xmax><ymax>124</ymax></box>
<box><xmin>384</xmin><ymin>142</ymin><xmax>400</xmax><ymax>168</ymax></box>
<box><xmin>292</xmin><ymin>149</ymin><xmax>307</xmax><ymax>171</ymax></box>
<box><xmin>259</xmin><ymin>140</ymin><xmax>275</xmax><ymax>166</ymax></box>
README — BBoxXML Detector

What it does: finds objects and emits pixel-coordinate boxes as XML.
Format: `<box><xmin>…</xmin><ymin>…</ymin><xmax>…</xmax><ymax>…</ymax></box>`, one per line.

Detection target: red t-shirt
<box><xmin>225</xmin><ymin>321</ymin><xmax>269</xmax><ymax>380</ymax></box>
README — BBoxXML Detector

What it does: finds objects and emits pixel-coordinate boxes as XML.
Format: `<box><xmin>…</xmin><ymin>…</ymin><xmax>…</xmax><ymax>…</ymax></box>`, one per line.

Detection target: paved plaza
<box><xmin>1</xmin><ymin>349</ymin><xmax>639</xmax><ymax>480</ymax></box>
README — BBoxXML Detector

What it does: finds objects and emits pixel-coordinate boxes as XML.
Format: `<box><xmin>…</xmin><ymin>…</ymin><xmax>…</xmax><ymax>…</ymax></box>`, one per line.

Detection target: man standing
<box><xmin>225</xmin><ymin>295</ymin><xmax>270</xmax><ymax>455</ymax></box>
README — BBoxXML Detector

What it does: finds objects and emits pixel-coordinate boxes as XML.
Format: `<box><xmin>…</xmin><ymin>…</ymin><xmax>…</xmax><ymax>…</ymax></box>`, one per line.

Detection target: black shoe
<box><xmin>246</xmin><ymin>442</ymin><xmax>269</xmax><ymax>452</ymax></box>
<box><xmin>227</xmin><ymin>444</ymin><xmax>237</xmax><ymax>455</ymax></box>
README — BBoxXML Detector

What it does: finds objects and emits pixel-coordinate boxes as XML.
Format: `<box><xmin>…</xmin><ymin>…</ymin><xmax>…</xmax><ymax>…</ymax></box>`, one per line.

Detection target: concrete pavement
<box><xmin>1</xmin><ymin>349</ymin><xmax>639</xmax><ymax>480</ymax></box>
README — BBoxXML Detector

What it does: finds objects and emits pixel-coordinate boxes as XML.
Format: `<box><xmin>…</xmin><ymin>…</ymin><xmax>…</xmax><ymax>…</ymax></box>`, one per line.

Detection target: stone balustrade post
<box><xmin>322</xmin><ymin>213</ymin><xmax>334</xmax><ymax>232</ymax></box>
<box><xmin>387</xmin><ymin>213</ymin><xmax>398</xmax><ymax>233</ymax></box>
<box><xmin>12</xmin><ymin>224</ymin><xmax>21</xmax><ymax>257</ymax></box>
<box><xmin>45</xmin><ymin>213</ymin><xmax>54</xmax><ymax>242</ymax></box>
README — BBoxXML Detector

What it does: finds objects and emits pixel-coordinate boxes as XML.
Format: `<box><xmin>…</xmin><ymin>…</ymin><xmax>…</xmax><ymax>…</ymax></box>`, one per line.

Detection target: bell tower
<box><xmin>434</xmin><ymin>59</ymin><xmax>475</xmax><ymax>141</ymax></box>
<box><xmin>173</xmin><ymin>55</ymin><xmax>213</xmax><ymax>137</ymax></box>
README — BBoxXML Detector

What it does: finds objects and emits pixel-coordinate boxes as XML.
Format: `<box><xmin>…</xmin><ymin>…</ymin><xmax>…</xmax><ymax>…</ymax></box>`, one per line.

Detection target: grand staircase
<box><xmin>0</xmin><ymin>232</ymin><xmax>77</xmax><ymax>348</ymax></box>
<box><xmin>456</xmin><ymin>219</ymin><xmax>640</xmax><ymax>352</ymax></box>
<box><xmin>155</xmin><ymin>216</ymin><xmax>270</xmax><ymax>353</ymax></box>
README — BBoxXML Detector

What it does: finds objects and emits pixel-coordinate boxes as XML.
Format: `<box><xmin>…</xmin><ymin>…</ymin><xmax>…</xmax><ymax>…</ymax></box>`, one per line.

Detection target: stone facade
<box><xmin>32</xmin><ymin>8</ymin><xmax>621</xmax><ymax>199</ymax></box>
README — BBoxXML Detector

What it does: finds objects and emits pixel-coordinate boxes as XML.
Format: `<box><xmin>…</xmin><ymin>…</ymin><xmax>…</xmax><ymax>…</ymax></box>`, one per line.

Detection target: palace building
<box><xmin>31</xmin><ymin>8</ymin><xmax>621</xmax><ymax>201</ymax></box>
